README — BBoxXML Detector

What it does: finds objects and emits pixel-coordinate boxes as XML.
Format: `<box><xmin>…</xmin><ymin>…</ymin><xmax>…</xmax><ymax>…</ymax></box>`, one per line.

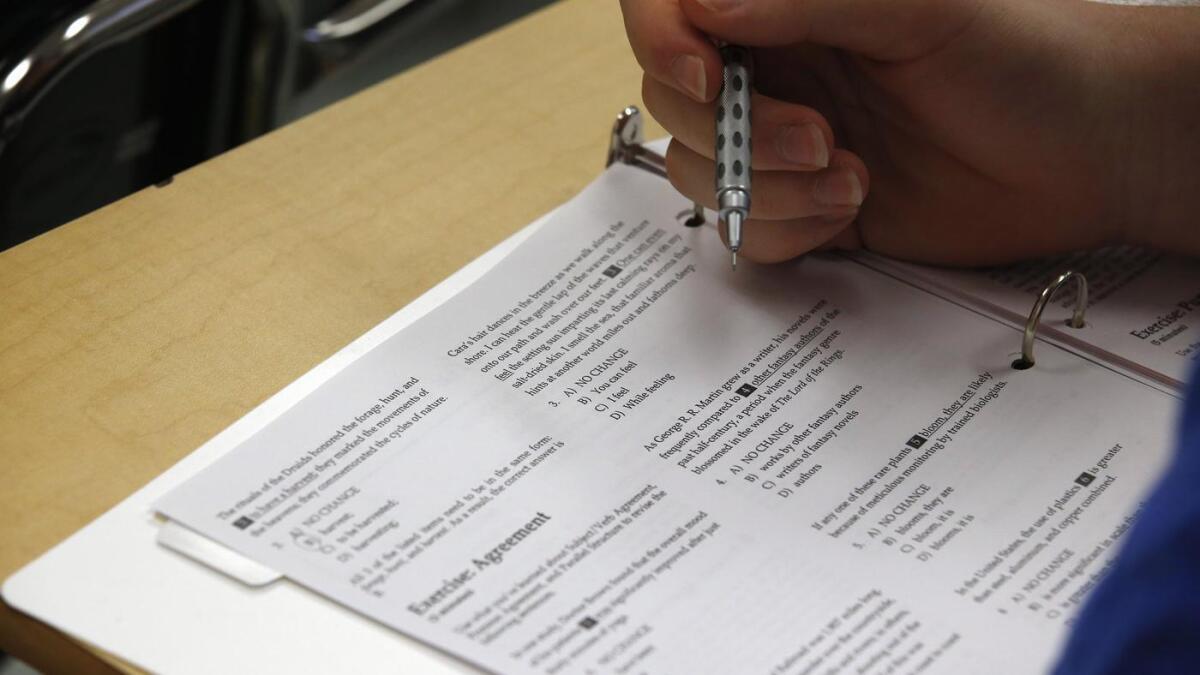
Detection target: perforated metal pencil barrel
<box><xmin>715</xmin><ymin>45</ymin><xmax>752</xmax><ymax>262</ymax></box>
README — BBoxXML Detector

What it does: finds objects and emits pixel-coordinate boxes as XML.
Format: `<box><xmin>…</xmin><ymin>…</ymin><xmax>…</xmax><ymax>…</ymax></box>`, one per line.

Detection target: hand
<box><xmin>620</xmin><ymin>0</ymin><xmax>1196</xmax><ymax>265</ymax></box>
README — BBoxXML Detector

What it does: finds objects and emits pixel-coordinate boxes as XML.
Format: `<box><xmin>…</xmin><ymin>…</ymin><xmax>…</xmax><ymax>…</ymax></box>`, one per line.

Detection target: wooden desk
<box><xmin>0</xmin><ymin>1</ymin><xmax>661</xmax><ymax>670</ymax></box>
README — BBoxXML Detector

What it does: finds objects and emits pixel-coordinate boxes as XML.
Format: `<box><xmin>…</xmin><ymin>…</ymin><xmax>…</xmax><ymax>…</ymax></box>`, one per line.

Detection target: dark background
<box><xmin>0</xmin><ymin>0</ymin><xmax>559</xmax><ymax>251</ymax></box>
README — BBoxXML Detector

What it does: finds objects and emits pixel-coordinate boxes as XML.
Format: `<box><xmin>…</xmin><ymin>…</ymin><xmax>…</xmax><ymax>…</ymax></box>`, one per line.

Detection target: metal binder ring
<box><xmin>1013</xmin><ymin>270</ymin><xmax>1088</xmax><ymax>370</ymax></box>
<box><xmin>606</xmin><ymin>106</ymin><xmax>667</xmax><ymax>178</ymax></box>
<box><xmin>607</xmin><ymin>106</ymin><xmax>706</xmax><ymax>227</ymax></box>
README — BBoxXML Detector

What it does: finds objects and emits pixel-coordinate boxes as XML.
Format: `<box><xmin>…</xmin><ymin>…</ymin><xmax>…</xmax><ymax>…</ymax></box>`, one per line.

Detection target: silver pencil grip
<box><xmin>715</xmin><ymin>45</ymin><xmax>751</xmax><ymax>220</ymax></box>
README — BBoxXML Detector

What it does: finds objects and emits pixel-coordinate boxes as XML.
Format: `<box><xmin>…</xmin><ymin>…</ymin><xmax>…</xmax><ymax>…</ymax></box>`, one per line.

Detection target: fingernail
<box><xmin>671</xmin><ymin>54</ymin><xmax>707</xmax><ymax>101</ymax></box>
<box><xmin>694</xmin><ymin>0</ymin><xmax>743</xmax><ymax>10</ymax></box>
<box><xmin>814</xmin><ymin>169</ymin><xmax>864</xmax><ymax>207</ymax></box>
<box><xmin>777</xmin><ymin>124</ymin><xmax>829</xmax><ymax>168</ymax></box>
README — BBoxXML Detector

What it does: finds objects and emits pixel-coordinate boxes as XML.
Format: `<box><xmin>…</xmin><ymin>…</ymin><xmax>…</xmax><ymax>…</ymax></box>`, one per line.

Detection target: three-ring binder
<box><xmin>605</xmin><ymin>105</ymin><xmax>1089</xmax><ymax>371</ymax></box>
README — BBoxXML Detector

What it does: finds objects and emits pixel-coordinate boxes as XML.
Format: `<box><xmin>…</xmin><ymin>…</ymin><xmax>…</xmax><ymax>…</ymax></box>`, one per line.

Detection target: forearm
<box><xmin>1089</xmin><ymin>4</ymin><xmax>1200</xmax><ymax>256</ymax></box>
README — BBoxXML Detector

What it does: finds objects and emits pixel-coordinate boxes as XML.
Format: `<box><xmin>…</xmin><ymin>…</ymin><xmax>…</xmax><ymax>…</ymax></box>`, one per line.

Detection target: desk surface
<box><xmin>0</xmin><ymin>0</ymin><xmax>661</xmax><ymax>670</ymax></box>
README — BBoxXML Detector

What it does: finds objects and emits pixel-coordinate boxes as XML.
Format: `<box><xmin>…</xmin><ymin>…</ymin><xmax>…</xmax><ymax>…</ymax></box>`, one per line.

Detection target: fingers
<box><xmin>666</xmin><ymin>140</ymin><xmax>868</xmax><ymax>220</ymax></box>
<box><xmin>667</xmin><ymin>139</ymin><xmax>869</xmax><ymax>263</ymax></box>
<box><xmin>643</xmin><ymin>75</ymin><xmax>834</xmax><ymax>171</ymax></box>
<box><xmin>679</xmin><ymin>0</ymin><xmax>986</xmax><ymax>61</ymax></box>
<box><xmin>619</xmin><ymin>0</ymin><xmax>722</xmax><ymax>101</ymax></box>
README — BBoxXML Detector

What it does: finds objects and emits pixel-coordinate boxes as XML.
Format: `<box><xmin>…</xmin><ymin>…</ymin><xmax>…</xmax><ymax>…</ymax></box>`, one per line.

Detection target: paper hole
<box><xmin>1011</xmin><ymin>358</ymin><xmax>1034</xmax><ymax>371</ymax></box>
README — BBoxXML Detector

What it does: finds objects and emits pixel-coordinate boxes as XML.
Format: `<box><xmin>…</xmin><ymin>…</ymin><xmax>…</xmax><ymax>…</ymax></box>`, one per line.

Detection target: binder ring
<box><xmin>1013</xmin><ymin>270</ymin><xmax>1088</xmax><ymax>370</ymax></box>
<box><xmin>606</xmin><ymin>106</ymin><xmax>666</xmax><ymax>178</ymax></box>
<box><xmin>607</xmin><ymin>106</ymin><xmax>706</xmax><ymax>227</ymax></box>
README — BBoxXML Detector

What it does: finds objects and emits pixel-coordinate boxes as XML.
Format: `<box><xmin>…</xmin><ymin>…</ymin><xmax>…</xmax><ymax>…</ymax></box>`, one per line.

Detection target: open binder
<box><xmin>5</xmin><ymin>107</ymin><xmax>1188</xmax><ymax>675</ymax></box>
<box><xmin>157</xmin><ymin>106</ymin><xmax>1112</xmax><ymax>586</ymax></box>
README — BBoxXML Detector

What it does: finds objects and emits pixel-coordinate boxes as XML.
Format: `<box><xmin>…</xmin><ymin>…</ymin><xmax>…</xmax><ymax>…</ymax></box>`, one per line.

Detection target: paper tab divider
<box><xmin>157</xmin><ymin>519</ymin><xmax>283</xmax><ymax>586</ymax></box>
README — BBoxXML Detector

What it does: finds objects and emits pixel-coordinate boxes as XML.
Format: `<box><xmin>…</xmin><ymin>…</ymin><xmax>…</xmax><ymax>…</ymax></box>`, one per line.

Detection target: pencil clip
<box><xmin>1012</xmin><ymin>270</ymin><xmax>1088</xmax><ymax>370</ymax></box>
<box><xmin>607</xmin><ymin>106</ymin><xmax>706</xmax><ymax>226</ymax></box>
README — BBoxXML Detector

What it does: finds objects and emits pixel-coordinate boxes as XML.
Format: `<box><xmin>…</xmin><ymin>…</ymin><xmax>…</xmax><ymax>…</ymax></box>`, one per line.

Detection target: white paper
<box><xmin>1</xmin><ymin>211</ymin><xmax>550</xmax><ymax>675</ymax></box>
<box><xmin>157</xmin><ymin>166</ymin><xmax>1177</xmax><ymax>675</ymax></box>
<box><xmin>861</xmin><ymin>249</ymin><xmax>1200</xmax><ymax>390</ymax></box>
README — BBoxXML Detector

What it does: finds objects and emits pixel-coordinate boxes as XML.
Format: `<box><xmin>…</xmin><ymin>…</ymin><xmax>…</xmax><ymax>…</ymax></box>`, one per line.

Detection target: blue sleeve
<box><xmin>1053</xmin><ymin>369</ymin><xmax>1200</xmax><ymax>674</ymax></box>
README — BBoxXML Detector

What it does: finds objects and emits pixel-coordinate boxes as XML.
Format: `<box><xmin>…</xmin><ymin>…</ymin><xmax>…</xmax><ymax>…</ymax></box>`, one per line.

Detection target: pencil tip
<box><xmin>731</xmin><ymin>251</ymin><xmax>738</xmax><ymax>271</ymax></box>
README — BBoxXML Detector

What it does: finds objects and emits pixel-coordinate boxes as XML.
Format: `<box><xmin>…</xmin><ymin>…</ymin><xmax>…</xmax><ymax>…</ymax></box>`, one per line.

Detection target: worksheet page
<box><xmin>157</xmin><ymin>165</ymin><xmax>1177</xmax><ymax>675</ymax></box>
<box><xmin>861</xmin><ymin>249</ymin><xmax>1200</xmax><ymax>389</ymax></box>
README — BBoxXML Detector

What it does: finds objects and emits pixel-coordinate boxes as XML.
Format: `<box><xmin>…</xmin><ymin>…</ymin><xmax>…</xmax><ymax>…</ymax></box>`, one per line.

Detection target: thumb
<box><xmin>681</xmin><ymin>0</ymin><xmax>986</xmax><ymax>61</ymax></box>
